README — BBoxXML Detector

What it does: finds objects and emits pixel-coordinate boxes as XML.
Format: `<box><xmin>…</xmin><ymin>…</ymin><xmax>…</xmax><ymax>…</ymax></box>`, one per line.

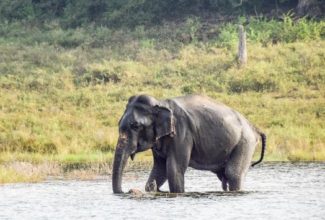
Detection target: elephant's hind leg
<box><xmin>214</xmin><ymin>169</ymin><xmax>228</xmax><ymax>191</ymax></box>
<box><xmin>224</xmin><ymin>135</ymin><xmax>257</xmax><ymax>191</ymax></box>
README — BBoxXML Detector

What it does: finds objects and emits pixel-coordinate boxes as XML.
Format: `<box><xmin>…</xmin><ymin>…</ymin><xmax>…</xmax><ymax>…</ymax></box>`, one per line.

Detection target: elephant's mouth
<box><xmin>130</xmin><ymin>142</ymin><xmax>152</xmax><ymax>160</ymax></box>
<box><xmin>130</xmin><ymin>143</ymin><xmax>140</xmax><ymax>161</ymax></box>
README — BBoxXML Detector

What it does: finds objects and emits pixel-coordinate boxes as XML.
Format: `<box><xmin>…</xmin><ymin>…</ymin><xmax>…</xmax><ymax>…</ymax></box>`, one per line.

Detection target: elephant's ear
<box><xmin>153</xmin><ymin>105</ymin><xmax>176</xmax><ymax>140</ymax></box>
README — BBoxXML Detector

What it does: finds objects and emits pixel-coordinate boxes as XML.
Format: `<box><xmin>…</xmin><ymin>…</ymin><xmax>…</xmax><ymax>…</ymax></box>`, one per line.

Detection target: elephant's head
<box><xmin>112</xmin><ymin>95</ymin><xmax>175</xmax><ymax>193</ymax></box>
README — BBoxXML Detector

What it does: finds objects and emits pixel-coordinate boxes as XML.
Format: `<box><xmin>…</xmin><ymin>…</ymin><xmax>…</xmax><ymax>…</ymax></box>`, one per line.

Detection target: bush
<box><xmin>228</xmin><ymin>76</ymin><xmax>278</xmax><ymax>93</ymax></box>
<box><xmin>0</xmin><ymin>0</ymin><xmax>323</xmax><ymax>28</ymax></box>
<box><xmin>217</xmin><ymin>16</ymin><xmax>325</xmax><ymax>47</ymax></box>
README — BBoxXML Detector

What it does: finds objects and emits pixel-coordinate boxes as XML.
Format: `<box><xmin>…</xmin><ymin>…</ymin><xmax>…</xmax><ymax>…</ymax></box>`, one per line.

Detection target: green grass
<box><xmin>1</xmin><ymin>41</ymin><xmax>324</xmax><ymax>161</ymax></box>
<box><xmin>0</xmin><ymin>166</ymin><xmax>45</xmax><ymax>184</ymax></box>
<box><xmin>1</xmin><ymin>16</ymin><xmax>324</xmax><ymax>49</ymax></box>
<box><xmin>0</xmin><ymin>152</ymin><xmax>113</xmax><ymax>164</ymax></box>
<box><xmin>0</xmin><ymin>18</ymin><xmax>324</xmax><ymax>183</ymax></box>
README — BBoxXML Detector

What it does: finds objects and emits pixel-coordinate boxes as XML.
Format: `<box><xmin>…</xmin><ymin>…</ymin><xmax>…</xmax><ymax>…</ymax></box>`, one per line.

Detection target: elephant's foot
<box><xmin>228</xmin><ymin>178</ymin><xmax>242</xmax><ymax>191</ymax></box>
<box><xmin>145</xmin><ymin>180</ymin><xmax>158</xmax><ymax>192</ymax></box>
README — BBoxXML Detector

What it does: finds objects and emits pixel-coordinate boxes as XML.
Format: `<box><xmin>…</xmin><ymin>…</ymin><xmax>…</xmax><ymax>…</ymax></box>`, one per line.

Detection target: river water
<box><xmin>0</xmin><ymin>163</ymin><xmax>324</xmax><ymax>220</ymax></box>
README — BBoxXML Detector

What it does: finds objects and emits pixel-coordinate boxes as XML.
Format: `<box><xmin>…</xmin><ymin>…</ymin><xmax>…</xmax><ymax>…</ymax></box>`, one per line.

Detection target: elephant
<box><xmin>112</xmin><ymin>94</ymin><xmax>266</xmax><ymax>194</ymax></box>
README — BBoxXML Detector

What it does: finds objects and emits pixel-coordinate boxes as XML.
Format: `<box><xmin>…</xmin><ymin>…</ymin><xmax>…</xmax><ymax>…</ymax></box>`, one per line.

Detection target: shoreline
<box><xmin>0</xmin><ymin>159</ymin><xmax>153</xmax><ymax>184</ymax></box>
<box><xmin>1</xmin><ymin>160</ymin><xmax>324</xmax><ymax>185</ymax></box>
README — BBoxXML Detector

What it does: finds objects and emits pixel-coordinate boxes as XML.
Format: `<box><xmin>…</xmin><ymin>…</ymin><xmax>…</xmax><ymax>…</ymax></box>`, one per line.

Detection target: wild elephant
<box><xmin>112</xmin><ymin>95</ymin><xmax>266</xmax><ymax>193</ymax></box>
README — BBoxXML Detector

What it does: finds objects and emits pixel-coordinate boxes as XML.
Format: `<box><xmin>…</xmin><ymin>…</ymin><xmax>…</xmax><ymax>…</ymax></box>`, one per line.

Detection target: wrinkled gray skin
<box><xmin>112</xmin><ymin>95</ymin><xmax>266</xmax><ymax>194</ymax></box>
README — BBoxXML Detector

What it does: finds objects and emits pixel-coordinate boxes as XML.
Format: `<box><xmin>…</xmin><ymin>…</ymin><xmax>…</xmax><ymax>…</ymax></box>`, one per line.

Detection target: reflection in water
<box><xmin>0</xmin><ymin>163</ymin><xmax>325</xmax><ymax>220</ymax></box>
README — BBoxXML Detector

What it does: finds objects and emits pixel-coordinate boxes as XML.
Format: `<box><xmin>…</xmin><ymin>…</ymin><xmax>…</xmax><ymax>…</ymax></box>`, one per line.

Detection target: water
<box><xmin>1</xmin><ymin>163</ymin><xmax>324</xmax><ymax>220</ymax></box>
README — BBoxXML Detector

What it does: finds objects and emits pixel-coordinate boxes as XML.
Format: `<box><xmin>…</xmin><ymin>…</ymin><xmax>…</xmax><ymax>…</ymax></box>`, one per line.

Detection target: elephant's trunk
<box><xmin>112</xmin><ymin>135</ymin><xmax>129</xmax><ymax>194</ymax></box>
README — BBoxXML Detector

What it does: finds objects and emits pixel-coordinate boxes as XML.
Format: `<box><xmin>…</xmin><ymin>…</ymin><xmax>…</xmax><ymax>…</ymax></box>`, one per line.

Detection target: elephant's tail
<box><xmin>252</xmin><ymin>132</ymin><xmax>266</xmax><ymax>167</ymax></box>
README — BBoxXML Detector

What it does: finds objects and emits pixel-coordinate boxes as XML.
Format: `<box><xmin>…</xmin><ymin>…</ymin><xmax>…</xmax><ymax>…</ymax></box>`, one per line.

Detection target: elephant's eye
<box><xmin>130</xmin><ymin>122</ymin><xmax>141</xmax><ymax>130</ymax></box>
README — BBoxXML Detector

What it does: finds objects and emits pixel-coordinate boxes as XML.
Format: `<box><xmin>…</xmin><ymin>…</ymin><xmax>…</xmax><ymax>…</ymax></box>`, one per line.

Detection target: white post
<box><xmin>237</xmin><ymin>24</ymin><xmax>247</xmax><ymax>67</ymax></box>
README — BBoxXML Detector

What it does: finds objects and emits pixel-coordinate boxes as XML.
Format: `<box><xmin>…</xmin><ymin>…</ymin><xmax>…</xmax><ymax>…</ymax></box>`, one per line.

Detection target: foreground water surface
<box><xmin>0</xmin><ymin>163</ymin><xmax>324</xmax><ymax>220</ymax></box>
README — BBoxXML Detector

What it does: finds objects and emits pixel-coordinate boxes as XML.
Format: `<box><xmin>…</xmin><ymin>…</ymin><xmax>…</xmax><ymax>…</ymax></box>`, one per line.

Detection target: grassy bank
<box><xmin>0</xmin><ymin>152</ymin><xmax>152</xmax><ymax>184</ymax></box>
<box><xmin>0</xmin><ymin>18</ymin><xmax>325</xmax><ymax>183</ymax></box>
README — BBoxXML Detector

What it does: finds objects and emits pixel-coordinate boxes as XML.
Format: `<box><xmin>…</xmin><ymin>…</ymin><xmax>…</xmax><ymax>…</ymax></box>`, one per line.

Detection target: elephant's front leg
<box><xmin>145</xmin><ymin>155</ymin><xmax>167</xmax><ymax>192</ymax></box>
<box><xmin>166</xmin><ymin>155</ymin><xmax>188</xmax><ymax>193</ymax></box>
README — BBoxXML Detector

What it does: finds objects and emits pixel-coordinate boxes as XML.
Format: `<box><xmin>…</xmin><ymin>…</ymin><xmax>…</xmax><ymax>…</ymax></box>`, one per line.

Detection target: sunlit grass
<box><xmin>0</xmin><ymin>29</ymin><xmax>324</xmax><ymax>178</ymax></box>
<box><xmin>0</xmin><ymin>167</ymin><xmax>45</xmax><ymax>184</ymax></box>
<box><xmin>0</xmin><ymin>152</ymin><xmax>115</xmax><ymax>165</ymax></box>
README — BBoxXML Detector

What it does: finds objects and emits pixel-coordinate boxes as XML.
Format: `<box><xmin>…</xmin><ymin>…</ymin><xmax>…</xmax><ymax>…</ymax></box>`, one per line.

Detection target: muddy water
<box><xmin>0</xmin><ymin>163</ymin><xmax>324</xmax><ymax>220</ymax></box>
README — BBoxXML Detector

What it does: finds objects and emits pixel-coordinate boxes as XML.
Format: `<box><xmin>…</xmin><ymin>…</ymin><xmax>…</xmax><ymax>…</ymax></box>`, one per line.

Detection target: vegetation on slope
<box><xmin>1</xmin><ymin>17</ymin><xmax>324</xmax><ymax>157</ymax></box>
<box><xmin>0</xmin><ymin>5</ymin><xmax>324</xmax><ymax>183</ymax></box>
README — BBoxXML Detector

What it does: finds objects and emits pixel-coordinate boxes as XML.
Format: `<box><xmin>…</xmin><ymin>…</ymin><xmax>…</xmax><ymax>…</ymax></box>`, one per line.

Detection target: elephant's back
<box><xmin>171</xmin><ymin>95</ymin><xmax>237</xmax><ymax>120</ymax></box>
<box><xmin>171</xmin><ymin>95</ymin><xmax>245</xmax><ymax>163</ymax></box>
